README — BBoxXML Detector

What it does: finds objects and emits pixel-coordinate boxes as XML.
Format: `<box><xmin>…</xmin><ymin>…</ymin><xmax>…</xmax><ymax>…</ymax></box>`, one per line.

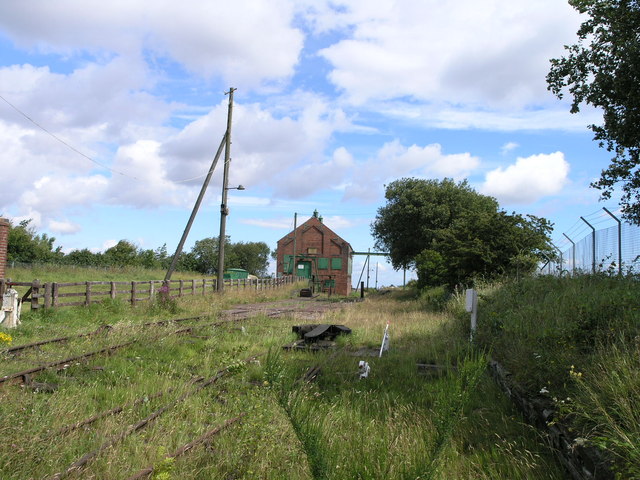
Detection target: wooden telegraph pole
<box><xmin>217</xmin><ymin>88</ymin><xmax>236</xmax><ymax>291</ymax></box>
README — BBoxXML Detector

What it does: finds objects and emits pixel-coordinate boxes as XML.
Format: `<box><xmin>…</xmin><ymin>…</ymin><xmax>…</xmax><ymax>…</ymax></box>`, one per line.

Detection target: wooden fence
<box><xmin>0</xmin><ymin>276</ymin><xmax>303</xmax><ymax>310</ymax></box>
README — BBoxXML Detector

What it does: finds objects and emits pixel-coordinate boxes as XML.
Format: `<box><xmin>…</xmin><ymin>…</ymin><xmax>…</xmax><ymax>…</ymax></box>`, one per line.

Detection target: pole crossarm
<box><xmin>352</xmin><ymin>251</ymin><xmax>389</xmax><ymax>256</ymax></box>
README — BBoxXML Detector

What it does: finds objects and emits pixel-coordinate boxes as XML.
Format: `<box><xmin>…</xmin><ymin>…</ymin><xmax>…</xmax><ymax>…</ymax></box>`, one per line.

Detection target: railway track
<box><xmin>0</xmin><ymin>311</ymin><xmax>266</xmax><ymax>387</ymax></box>
<box><xmin>0</xmin><ymin>297</ymin><xmax>349</xmax><ymax>478</ymax></box>
<box><xmin>48</xmin><ymin>353</ymin><xmax>261</xmax><ymax>479</ymax></box>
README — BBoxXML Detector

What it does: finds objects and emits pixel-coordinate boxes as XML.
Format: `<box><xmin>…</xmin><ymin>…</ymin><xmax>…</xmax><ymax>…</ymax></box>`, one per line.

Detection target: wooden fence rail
<box><xmin>0</xmin><ymin>276</ymin><xmax>304</xmax><ymax>310</ymax></box>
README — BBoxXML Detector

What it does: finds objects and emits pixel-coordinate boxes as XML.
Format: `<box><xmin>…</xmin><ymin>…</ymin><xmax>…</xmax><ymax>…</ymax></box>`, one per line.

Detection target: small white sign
<box><xmin>465</xmin><ymin>288</ymin><xmax>478</xmax><ymax>341</ymax></box>
<box><xmin>465</xmin><ymin>288</ymin><xmax>476</xmax><ymax>312</ymax></box>
<box><xmin>358</xmin><ymin>360</ymin><xmax>370</xmax><ymax>379</ymax></box>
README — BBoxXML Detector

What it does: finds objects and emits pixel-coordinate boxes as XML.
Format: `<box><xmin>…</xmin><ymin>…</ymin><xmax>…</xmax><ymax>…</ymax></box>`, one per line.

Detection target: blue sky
<box><xmin>0</xmin><ymin>0</ymin><xmax>624</xmax><ymax>286</ymax></box>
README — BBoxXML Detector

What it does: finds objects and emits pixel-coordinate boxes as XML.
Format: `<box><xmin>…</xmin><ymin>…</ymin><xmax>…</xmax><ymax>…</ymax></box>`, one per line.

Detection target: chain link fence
<box><xmin>542</xmin><ymin>207</ymin><xmax>640</xmax><ymax>275</ymax></box>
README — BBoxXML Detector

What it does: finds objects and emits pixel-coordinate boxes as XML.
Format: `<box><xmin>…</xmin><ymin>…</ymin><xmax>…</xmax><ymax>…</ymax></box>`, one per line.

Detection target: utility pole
<box><xmin>292</xmin><ymin>212</ymin><xmax>297</xmax><ymax>277</ymax></box>
<box><xmin>366</xmin><ymin>248</ymin><xmax>370</xmax><ymax>289</ymax></box>
<box><xmin>217</xmin><ymin>87</ymin><xmax>236</xmax><ymax>292</ymax></box>
<box><xmin>375</xmin><ymin>262</ymin><xmax>378</xmax><ymax>289</ymax></box>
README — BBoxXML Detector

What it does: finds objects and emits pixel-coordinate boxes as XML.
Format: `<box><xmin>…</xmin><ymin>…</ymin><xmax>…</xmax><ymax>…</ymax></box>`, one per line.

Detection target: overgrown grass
<box><xmin>474</xmin><ymin>274</ymin><xmax>640</xmax><ymax>478</ymax></box>
<box><xmin>0</xmin><ymin>273</ymin><xmax>566</xmax><ymax>479</ymax></box>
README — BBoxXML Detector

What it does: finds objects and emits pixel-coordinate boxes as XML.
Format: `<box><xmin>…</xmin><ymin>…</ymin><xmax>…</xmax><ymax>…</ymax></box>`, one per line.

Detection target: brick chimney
<box><xmin>0</xmin><ymin>218</ymin><xmax>9</xmax><ymax>280</ymax></box>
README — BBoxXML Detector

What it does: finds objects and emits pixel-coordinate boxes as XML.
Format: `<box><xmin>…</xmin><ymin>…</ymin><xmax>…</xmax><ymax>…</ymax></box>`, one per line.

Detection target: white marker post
<box><xmin>465</xmin><ymin>288</ymin><xmax>478</xmax><ymax>341</ymax></box>
<box><xmin>379</xmin><ymin>321</ymin><xmax>390</xmax><ymax>357</ymax></box>
<box><xmin>0</xmin><ymin>288</ymin><xmax>22</xmax><ymax>328</ymax></box>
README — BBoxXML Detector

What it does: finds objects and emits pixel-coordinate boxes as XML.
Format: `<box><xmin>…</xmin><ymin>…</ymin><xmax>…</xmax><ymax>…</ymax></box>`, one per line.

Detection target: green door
<box><xmin>296</xmin><ymin>261</ymin><xmax>312</xmax><ymax>278</ymax></box>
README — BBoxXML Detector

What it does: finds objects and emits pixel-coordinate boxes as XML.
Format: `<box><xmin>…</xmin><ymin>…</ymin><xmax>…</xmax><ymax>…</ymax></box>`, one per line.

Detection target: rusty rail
<box><xmin>48</xmin><ymin>354</ymin><xmax>262</xmax><ymax>480</ymax></box>
<box><xmin>126</xmin><ymin>414</ymin><xmax>246</xmax><ymax>480</ymax></box>
<box><xmin>0</xmin><ymin>340</ymin><xmax>135</xmax><ymax>386</ymax></box>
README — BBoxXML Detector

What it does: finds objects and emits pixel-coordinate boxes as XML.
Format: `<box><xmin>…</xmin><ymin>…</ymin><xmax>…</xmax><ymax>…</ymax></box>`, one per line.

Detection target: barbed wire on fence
<box><xmin>542</xmin><ymin>208</ymin><xmax>640</xmax><ymax>275</ymax></box>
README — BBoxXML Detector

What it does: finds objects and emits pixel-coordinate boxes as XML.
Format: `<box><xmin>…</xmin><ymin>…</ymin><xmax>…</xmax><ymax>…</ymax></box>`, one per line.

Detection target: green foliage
<box><xmin>184</xmin><ymin>236</ymin><xmax>270</xmax><ymax>276</ymax></box>
<box><xmin>3</xmin><ymin>219</ymin><xmax>270</xmax><ymax>276</ymax></box>
<box><xmin>102</xmin><ymin>240</ymin><xmax>139</xmax><ymax>267</ymax></box>
<box><xmin>419</xmin><ymin>285</ymin><xmax>451</xmax><ymax>312</ymax></box>
<box><xmin>568</xmin><ymin>341</ymin><xmax>640</xmax><ymax>479</ymax></box>
<box><xmin>475</xmin><ymin>274</ymin><xmax>640</xmax><ymax>477</ymax></box>
<box><xmin>229</xmin><ymin>241</ymin><xmax>271</xmax><ymax>277</ymax></box>
<box><xmin>7</xmin><ymin>219</ymin><xmax>63</xmax><ymax>263</ymax></box>
<box><xmin>371</xmin><ymin>178</ymin><xmax>553</xmax><ymax>288</ymax></box>
<box><xmin>547</xmin><ymin>0</ymin><xmax>640</xmax><ymax>223</ymax></box>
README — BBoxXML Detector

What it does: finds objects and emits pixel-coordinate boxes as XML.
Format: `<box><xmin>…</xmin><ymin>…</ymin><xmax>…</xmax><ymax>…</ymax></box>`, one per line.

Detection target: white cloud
<box><xmin>160</xmin><ymin>95</ymin><xmax>354</xmax><ymax>197</ymax></box>
<box><xmin>19</xmin><ymin>175</ymin><xmax>109</xmax><ymax>216</ymax></box>
<box><xmin>481</xmin><ymin>151</ymin><xmax>570</xmax><ymax>204</ymax></box>
<box><xmin>106</xmin><ymin>140</ymin><xmax>183</xmax><ymax>208</ymax></box>
<box><xmin>0</xmin><ymin>0</ymin><xmax>303</xmax><ymax>88</ymax></box>
<box><xmin>320</xmin><ymin>215</ymin><xmax>356</xmax><ymax>230</ymax></box>
<box><xmin>343</xmin><ymin>140</ymin><xmax>480</xmax><ymax>202</ymax></box>
<box><xmin>316</xmin><ymin>0</ymin><xmax>582</xmax><ymax>109</ymax></box>
<box><xmin>99</xmin><ymin>239</ymin><xmax>118</xmax><ymax>252</ymax></box>
<box><xmin>241</xmin><ymin>218</ymin><xmax>293</xmax><ymax>229</ymax></box>
<box><xmin>500</xmin><ymin>142</ymin><xmax>519</xmax><ymax>155</ymax></box>
<box><xmin>48</xmin><ymin>219</ymin><xmax>82</xmax><ymax>234</ymax></box>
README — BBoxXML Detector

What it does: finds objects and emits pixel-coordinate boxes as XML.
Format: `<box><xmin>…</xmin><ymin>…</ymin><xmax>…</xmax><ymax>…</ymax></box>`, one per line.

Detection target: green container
<box><xmin>223</xmin><ymin>268</ymin><xmax>249</xmax><ymax>279</ymax></box>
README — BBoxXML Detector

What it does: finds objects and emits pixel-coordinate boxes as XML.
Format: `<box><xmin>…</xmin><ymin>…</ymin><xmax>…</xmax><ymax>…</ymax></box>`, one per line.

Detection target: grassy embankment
<box><xmin>0</xmin><ymin>264</ymin><xmax>566</xmax><ymax>479</ymax></box>
<box><xmin>474</xmin><ymin>274</ymin><xmax>640</xmax><ymax>479</ymax></box>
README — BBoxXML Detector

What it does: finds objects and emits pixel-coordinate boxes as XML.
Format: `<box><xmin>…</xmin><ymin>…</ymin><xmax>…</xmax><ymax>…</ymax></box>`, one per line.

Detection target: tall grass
<box><xmin>474</xmin><ymin>274</ymin><xmax>640</xmax><ymax>478</ymax></box>
<box><xmin>0</xmin><ymin>274</ymin><xmax>567</xmax><ymax>479</ymax></box>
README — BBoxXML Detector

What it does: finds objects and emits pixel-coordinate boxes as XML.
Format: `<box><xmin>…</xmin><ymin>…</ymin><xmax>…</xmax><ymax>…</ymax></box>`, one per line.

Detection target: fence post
<box><xmin>150</xmin><ymin>281</ymin><xmax>155</xmax><ymax>300</ymax></box>
<box><xmin>202</xmin><ymin>279</ymin><xmax>206</xmax><ymax>295</ymax></box>
<box><xmin>52</xmin><ymin>282</ymin><xmax>58</xmax><ymax>307</ymax></box>
<box><xmin>85</xmin><ymin>282</ymin><xmax>92</xmax><ymax>306</ymax></box>
<box><xmin>110</xmin><ymin>281</ymin><xmax>116</xmax><ymax>299</ymax></box>
<box><xmin>31</xmin><ymin>279</ymin><xmax>41</xmax><ymax>310</ymax></box>
<box><xmin>179</xmin><ymin>280</ymin><xmax>184</xmax><ymax>297</ymax></box>
<box><xmin>563</xmin><ymin>233</ymin><xmax>576</xmax><ymax>275</ymax></box>
<box><xmin>603</xmin><ymin>207</ymin><xmax>622</xmax><ymax>275</ymax></box>
<box><xmin>131</xmin><ymin>281</ymin><xmax>137</xmax><ymax>306</ymax></box>
<box><xmin>192</xmin><ymin>279</ymin><xmax>196</xmax><ymax>296</ymax></box>
<box><xmin>551</xmin><ymin>242</ymin><xmax>563</xmax><ymax>276</ymax></box>
<box><xmin>580</xmin><ymin>216</ymin><xmax>596</xmax><ymax>274</ymax></box>
<box><xmin>43</xmin><ymin>282</ymin><xmax>52</xmax><ymax>309</ymax></box>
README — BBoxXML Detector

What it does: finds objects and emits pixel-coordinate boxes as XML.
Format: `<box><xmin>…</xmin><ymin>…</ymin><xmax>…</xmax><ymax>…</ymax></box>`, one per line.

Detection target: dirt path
<box><xmin>220</xmin><ymin>296</ymin><xmax>357</xmax><ymax>322</ymax></box>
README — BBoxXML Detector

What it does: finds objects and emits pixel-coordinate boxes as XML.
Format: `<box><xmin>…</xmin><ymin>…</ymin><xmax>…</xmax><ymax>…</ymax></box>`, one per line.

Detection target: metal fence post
<box><xmin>563</xmin><ymin>233</ymin><xmax>576</xmax><ymax>275</ymax></box>
<box><xmin>551</xmin><ymin>242</ymin><xmax>563</xmax><ymax>276</ymax></box>
<box><xmin>580</xmin><ymin>217</ymin><xmax>596</xmax><ymax>274</ymax></box>
<box><xmin>603</xmin><ymin>207</ymin><xmax>622</xmax><ymax>275</ymax></box>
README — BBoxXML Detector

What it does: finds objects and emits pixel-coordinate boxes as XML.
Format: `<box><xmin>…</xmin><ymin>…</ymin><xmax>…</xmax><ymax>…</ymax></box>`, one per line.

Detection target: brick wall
<box><xmin>0</xmin><ymin>218</ymin><xmax>9</xmax><ymax>280</ymax></box>
<box><xmin>276</xmin><ymin>216</ymin><xmax>353</xmax><ymax>296</ymax></box>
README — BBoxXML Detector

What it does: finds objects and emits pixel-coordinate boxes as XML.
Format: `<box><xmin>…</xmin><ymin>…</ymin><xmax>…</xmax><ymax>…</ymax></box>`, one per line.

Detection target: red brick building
<box><xmin>276</xmin><ymin>211</ymin><xmax>353</xmax><ymax>296</ymax></box>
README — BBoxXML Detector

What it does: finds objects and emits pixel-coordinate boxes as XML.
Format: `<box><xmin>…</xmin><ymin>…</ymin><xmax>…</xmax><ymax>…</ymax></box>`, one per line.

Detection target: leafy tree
<box><xmin>7</xmin><ymin>219</ymin><xmax>64</xmax><ymax>264</ymax></box>
<box><xmin>137</xmin><ymin>249</ymin><xmax>158</xmax><ymax>269</ymax></box>
<box><xmin>64</xmin><ymin>248</ymin><xmax>101</xmax><ymax>267</ymax></box>
<box><xmin>547</xmin><ymin>0</ymin><xmax>640</xmax><ymax>223</ymax></box>
<box><xmin>190</xmin><ymin>237</ymin><xmax>222</xmax><ymax>274</ymax></box>
<box><xmin>102</xmin><ymin>240</ymin><xmax>139</xmax><ymax>267</ymax></box>
<box><xmin>371</xmin><ymin>178</ymin><xmax>553</xmax><ymax>288</ymax></box>
<box><xmin>154</xmin><ymin>243</ymin><xmax>171</xmax><ymax>269</ymax></box>
<box><xmin>227</xmin><ymin>241</ymin><xmax>270</xmax><ymax>277</ymax></box>
<box><xmin>186</xmin><ymin>237</ymin><xmax>271</xmax><ymax>276</ymax></box>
